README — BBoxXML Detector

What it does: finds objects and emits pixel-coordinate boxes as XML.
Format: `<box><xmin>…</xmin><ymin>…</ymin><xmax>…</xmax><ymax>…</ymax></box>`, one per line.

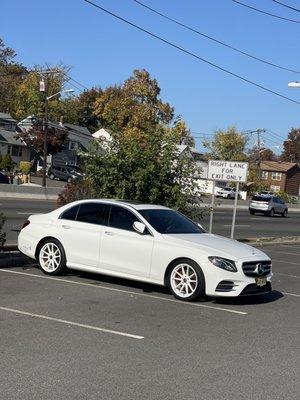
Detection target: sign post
<box><xmin>207</xmin><ymin>160</ymin><xmax>248</xmax><ymax>239</ymax></box>
<box><xmin>208</xmin><ymin>180</ymin><xmax>215</xmax><ymax>234</ymax></box>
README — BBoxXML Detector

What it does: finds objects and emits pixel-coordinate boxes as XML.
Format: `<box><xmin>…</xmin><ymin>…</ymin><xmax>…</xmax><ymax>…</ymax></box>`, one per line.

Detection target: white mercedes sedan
<box><xmin>18</xmin><ymin>199</ymin><xmax>272</xmax><ymax>301</ymax></box>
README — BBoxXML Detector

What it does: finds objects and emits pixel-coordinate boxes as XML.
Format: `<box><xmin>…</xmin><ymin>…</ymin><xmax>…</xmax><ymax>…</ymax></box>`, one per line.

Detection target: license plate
<box><xmin>255</xmin><ymin>277</ymin><xmax>267</xmax><ymax>287</ymax></box>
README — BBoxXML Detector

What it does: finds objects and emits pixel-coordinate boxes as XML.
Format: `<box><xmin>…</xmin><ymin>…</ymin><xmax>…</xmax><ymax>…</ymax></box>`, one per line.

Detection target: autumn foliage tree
<box><xmin>203</xmin><ymin>126</ymin><xmax>248</xmax><ymax>161</ymax></box>
<box><xmin>16</xmin><ymin>120</ymin><xmax>68</xmax><ymax>156</ymax></box>
<box><xmin>281</xmin><ymin>128</ymin><xmax>300</xmax><ymax>162</ymax></box>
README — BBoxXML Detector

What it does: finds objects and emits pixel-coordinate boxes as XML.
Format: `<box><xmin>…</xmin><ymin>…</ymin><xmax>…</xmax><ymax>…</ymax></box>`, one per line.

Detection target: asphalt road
<box><xmin>1</xmin><ymin>198</ymin><xmax>299</xmax><ymax>245</ymax></box>
<box><xmin>0</xmin><ymin>244</ymin><xmax>299</xmax><ymax>400</ymax></box>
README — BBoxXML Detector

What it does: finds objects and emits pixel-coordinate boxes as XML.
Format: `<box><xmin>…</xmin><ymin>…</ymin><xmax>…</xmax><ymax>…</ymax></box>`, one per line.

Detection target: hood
<box><xmin>161</xmin><ymin>233</ymin><xmax>268</xmax><ymax>261</ymax></box>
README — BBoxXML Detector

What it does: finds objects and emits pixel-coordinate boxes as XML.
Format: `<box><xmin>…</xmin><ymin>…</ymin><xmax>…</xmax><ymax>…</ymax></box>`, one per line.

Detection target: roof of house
<box><xmin>260</xmin><ymin>161</ymin><xmax>298</xmax><ymax>172</ymax></box>
<box><xmin>0</xmin><ymin>129</ymin><xmax>26</xmax><ymax>146</ymax></box>
<box><xmin>0</xmin><ymin>112</ymin><xmax>16</xmax><ymax>122</ymax></box>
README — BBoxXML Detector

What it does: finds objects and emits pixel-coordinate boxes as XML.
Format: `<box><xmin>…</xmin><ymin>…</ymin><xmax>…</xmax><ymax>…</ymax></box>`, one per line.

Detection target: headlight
<box><xmin>208</xmin><ymin>256</ymin><xmax>237</xmax><ymax>272</ymax></box>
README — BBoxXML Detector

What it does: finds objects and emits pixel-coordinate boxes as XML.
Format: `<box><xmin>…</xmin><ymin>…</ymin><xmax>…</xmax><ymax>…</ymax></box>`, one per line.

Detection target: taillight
<box><xmin>21</xmin><ymin>220</ymin><xmax>30</xmax><ymax>230</ymax></box>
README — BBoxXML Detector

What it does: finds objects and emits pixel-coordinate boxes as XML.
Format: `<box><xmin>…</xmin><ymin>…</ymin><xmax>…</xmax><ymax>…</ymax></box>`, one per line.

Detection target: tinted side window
<box><xmin>109</xmin><ymin>205</ymin><xmax>138</xmax><ymax>231</ymax></box>
<box><xmin>60</xmin><ymin>205</ymin><xmax>79</xmax><ymax>221</ymax></box>
<box><xmin>77</xmin><ymin>203</ymin><xmax>110</xmax><ymax>225</ymax></box>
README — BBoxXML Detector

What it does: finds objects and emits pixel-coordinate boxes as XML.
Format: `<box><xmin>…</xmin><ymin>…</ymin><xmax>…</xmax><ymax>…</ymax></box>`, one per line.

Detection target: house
<box><xmin>0</xmin><ymin>112</ymin><xmax>31</xmax><ymax>166</ymax></box>
<box><xmin>17</xmin><ymin>116</ymin><xmax>93</xmax><ymax>170</ymax></box>
<box><xmin>260</xmin><ymin>161</ymin><xmax>300</xmax><ymax>196</ymax></box>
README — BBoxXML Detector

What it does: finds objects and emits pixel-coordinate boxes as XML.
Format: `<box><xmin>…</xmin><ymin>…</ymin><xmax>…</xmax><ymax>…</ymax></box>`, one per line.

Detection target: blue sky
<box><xmin>1</xmin><ymin>0</ymin><xmax>300</xmax><ymax>152</ymax></box>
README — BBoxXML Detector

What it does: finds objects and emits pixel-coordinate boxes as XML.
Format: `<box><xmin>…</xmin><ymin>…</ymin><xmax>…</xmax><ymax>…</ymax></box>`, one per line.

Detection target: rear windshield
<box><xmin>252</xmin><ymin>196</ymin><xmax>271</xmax><ymax>202</ymax></box>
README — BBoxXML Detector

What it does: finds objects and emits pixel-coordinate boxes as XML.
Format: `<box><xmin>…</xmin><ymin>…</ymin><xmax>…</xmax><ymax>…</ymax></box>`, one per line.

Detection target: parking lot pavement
<box><xmin>0</xmin><ymin>245</ymin><xmax>299</xmax><ymax>400</ymax></box>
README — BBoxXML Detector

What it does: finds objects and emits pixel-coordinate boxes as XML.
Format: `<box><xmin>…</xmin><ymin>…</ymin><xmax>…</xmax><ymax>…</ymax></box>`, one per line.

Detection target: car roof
<box><xmin>61</xmin><ymin>199</ymin><xmax>170</xmax><ymax>211</ymax></box>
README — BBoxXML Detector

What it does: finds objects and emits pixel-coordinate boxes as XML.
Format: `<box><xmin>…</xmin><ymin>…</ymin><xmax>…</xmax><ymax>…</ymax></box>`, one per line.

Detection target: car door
<box><xmin>273</xmin><ymin>197</ymin><xmax>281</xmax><ymax>213</ymax></box>
<box><xmin>99</xmin><ymin>204</ymin><xmax>154</xmax><ymax>278</ymax></box>
<box><xmin>57</xmin><ymin>202</ymin><xmax>110</xmax><ymax>268</ymax></box>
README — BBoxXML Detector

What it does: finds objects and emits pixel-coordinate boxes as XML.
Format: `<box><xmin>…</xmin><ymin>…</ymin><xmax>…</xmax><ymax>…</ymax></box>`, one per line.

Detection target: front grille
<box><xmin>240</xmin><ymin>282</ymin><xmax>272</xmax><ymax>296</ymax></box>
<box><xmin>216</xmin><ymin>280</ymin><xmax>235</xmax><ymax>292</ymax></box>
<box><xmin>242</xmin><ymin>260</ymin><xmax>272</xmax><ymax>277</ymax></box>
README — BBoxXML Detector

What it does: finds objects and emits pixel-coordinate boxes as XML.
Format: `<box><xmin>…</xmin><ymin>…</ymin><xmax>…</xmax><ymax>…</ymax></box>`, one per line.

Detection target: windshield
<box><xmin>252</xmin><ymin>196</ymin><xmax>271</xmax><ymax>202</ymax></box>
<box><xmin>139</xmin><ymin>209</ymin><xmax>204</xmax><ymax>234</ymax></box>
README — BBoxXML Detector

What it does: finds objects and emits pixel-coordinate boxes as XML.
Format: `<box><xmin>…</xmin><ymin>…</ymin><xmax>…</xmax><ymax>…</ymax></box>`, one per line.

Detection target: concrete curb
<box><xmin>238</xmin><ymin>236</ymin><xmax>300</xmax><ymax>246</ymax></box>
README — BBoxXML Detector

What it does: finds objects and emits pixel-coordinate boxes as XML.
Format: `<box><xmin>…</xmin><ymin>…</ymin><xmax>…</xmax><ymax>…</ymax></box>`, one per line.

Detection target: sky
<box><xmin>1</xmin><ymin>0</ymin><xmax>300</xmax><ymax>153</ymax></box>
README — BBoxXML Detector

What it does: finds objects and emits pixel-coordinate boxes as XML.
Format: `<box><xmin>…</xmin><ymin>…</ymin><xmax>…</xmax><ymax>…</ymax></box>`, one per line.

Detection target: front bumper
<box><xmin>203</xmin><ymin>259</ymin><xmax>273</xmax><ymax>297</ymax></box>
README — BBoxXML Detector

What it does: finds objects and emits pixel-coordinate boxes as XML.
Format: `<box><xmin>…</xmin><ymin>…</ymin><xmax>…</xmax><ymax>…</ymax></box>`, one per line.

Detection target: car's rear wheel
<box><xmin>281</xmin><ymin>209</ymin><xmax>288</xmax><ymax>218</ymax></box>
<box><xmin>168</xmin><ymin>259</ymin><xmax>205</xmax><ymax>301</ymax></box>
<box><xmin>38</xmin><ymin>239</ymin><xmax>66</xmax><ymax>275</ymax></box>
<box><xmin>269</xmin><ymin>208</ymin><xmax>275</xmax><ymax>217</ymax></box>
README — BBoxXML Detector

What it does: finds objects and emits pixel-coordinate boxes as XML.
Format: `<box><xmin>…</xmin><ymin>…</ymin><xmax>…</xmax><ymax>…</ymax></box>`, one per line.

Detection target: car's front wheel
<box><xmin>168</xmin><ymin>259</ymin><xmax>205</xmax><ymax>301</ymax></box>
<box><xmin>281</xmin><ymin>209</ymin><xmax>288</xmax><ymax>218</ymax></box>
<box><xmin>38</xmin><ymin>239</ymin><xmax>67</xmax><ymax>275</ymax></box>
<box><xmin>49</xmin><ymin>173</ymin><xmax>55</xmax><ymax>180</ymax></box>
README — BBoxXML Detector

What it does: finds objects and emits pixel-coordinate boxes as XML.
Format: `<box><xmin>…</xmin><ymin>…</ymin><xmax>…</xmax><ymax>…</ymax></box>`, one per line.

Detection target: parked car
<box><xmin>0</xmin><ymin>172</ymin><xmax>9</xmax><ymax>184</ymax></box>
<box><xmin>18</xmin><ymin>199</ymin><xmax>272</xmax><ymax>301</ymax></box>
<box><xmin>257</xmin><ymin>191</ymin><xmax>274</xmax><ymax>196</ymax></box>
<box><xmin>249</xmin><ymin>195</ymin><xmax>288</xmax><ymax>217</ymax></box>
<box><xmin>216</xmin><ymin>187</ymin><xmax>240</xmax><ymax>199</ymax></box>
<box><xmin>47</xmin><ymin>165</ymin><xmax>83</xmax><ymax>183</ymax></box>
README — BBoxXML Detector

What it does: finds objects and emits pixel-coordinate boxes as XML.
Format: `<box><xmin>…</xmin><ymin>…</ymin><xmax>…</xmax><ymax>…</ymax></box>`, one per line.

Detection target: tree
<box><xmin>0</xmin><ymin>38</ymin><xmax>27</xmax><ymax>116</ymax></box>
<box><xmin>167</xmin><ymin>117</ymin><xmax>195</xmax><ymax>147</ymax></box>
<box><xmin>60</xmin><ymin>87</ymin><xmax>102</xmax><ymax>132</ymax></box>
<box><xmin>203</xmin><ymin>127</ymin><xmax>248</xmax><ymax>161</ymax></box>
<box><xmin>248</xmin><ymin>147</ymin><xmax>277</xmax><ymax>163</ymax></box>
<box><xmin>281</xmin><ymin>128</ymin><xmax>300</xmax><ymax>162</ymax></box>
<box><xmin>16</xmin><ymin>120</ymin><xmax>68</xmax><ymax>156</ymax></box>
<box><xmin>93</xmin><ymin>69</ymin><xmax>174</xmax><ymax>136</ymax></box>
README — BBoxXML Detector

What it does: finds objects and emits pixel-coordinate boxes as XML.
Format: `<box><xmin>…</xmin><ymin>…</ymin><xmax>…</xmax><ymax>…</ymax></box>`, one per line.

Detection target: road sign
<box><xmin>207</xmin><ymin>160</ymin><xmax>249</xmax><ymax>239</ymax></box>
<box><xmin>207</xmin><ymin>160</ymin><xmax>248</xmax><ymax>183</ymax></box>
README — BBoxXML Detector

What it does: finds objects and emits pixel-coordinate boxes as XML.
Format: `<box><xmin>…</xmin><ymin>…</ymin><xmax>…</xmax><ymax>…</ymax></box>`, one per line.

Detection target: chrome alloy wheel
<box><xmin>170</xmin><ymin>263</ymin><xmax>198</xmax><ymax>298</ymax></box>
<box><xmin>39</xmin><ymin>243</ymin><xmax>61</xmax><ymax>273</ymax></box>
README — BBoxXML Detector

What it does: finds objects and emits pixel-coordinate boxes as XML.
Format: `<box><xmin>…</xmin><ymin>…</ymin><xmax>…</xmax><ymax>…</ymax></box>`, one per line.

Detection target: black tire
<box><xmin>250</xmin><ymin>210</ymin><xmax>255</xmax><ymax>215</ymax></box>
<box><xmin>49</xmin><ymin>173</ymin><xmax>55</xmax><ymax>180</ymax></box>
<box><xmin>167</xmin><ymin>258</ymin><xmax>205</xmax><ymax>302</ymax></box>
<box><xmin>269</xmin><ymin>208</ymin><xmax>275</xmax><ymax>217</ymax></box>
<box><xmin>37</xmin><ymin>238</ymin><xmax>67</xmax><ymax>276</ymax></box>
<box><xmin>281</xmin><ymin>209</ymin><xmax>288</xmax><ymax>218</ymax></box>
<box><xmin>67</xmin><ymin>177</ymin><xmax>72</xmax><ymax>183</ymax></box>
<box><xmin>227</xmin><ymin>194</ymin><xmax>231</xmax><ymax>199</ymax></box>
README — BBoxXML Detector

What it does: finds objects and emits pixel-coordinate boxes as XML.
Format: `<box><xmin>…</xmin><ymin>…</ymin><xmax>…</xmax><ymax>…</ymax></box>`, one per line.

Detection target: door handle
<box><xmin>62</xmin><ymin>225</ymin><xmax>71</xmax><ymax>229</ymax></box>
<box><xmin>104</xmin><ymin>231</ymin><xmax>114</xmax><ymax>236</ymax></box>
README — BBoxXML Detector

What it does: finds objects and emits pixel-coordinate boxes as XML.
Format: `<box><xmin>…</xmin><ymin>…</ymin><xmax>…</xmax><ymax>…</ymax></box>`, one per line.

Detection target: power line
<box><xmin>82</xmin><ymin>0</ymin><xmax>300</xmax><ymax>106</ymax></box>
<box><xmin>232</xmin><ymin>0</ymin><xmax>300</xmax><ymax>23</ymax></box>
<box><xmin>133</xmin><ymin>0</ymin><xmax>299</xmax><ymax>74</ymax></box>
<box><xmin>272</xmin><ymin>0</ymin><xmax>300</xmax><ymax>13</ymax></box>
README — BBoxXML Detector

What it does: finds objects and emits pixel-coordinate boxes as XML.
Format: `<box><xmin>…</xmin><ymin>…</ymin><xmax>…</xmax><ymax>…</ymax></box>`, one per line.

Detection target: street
<box><xmin>1</xmin><ymin>198</ymin><xmax>299</xmax><ymax>245</ymax></box>
<box><xmin>0</xmin><ymin>243</ymin><xmax>299</xmax><ymax>400</ymax></box>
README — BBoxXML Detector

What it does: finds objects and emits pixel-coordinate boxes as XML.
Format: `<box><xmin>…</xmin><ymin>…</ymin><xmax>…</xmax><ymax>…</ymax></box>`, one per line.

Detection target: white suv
<box><xmin>216</xmin><ymin>187</ymin><xmax>240</xmax><ymax>199</ymax></box>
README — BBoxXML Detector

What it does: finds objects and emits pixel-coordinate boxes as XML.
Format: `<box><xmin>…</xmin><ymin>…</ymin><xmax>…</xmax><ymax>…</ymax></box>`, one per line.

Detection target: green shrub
<box><xmin>19</xmin><ymin>161</ymin><xmax>31</xmax><ymax>174</ymax></box>
<box><xmin>276</xmin><ymin>191</ymin><xmax>297</xmax><ymax>204</ymax></box>
<box><xmin>57</xmin><ymin>180</ymin><xmax>94</xmax><ymax>207</ymax></box>
<box><xmin>0</xmin><ymin>213</ymin><xmax>6</xmax><ymax>250</ymax></box>
<box><xmin>1</xmin><ymin>154</ymin><xmax>13</xmax><ymax>171</ymax></box>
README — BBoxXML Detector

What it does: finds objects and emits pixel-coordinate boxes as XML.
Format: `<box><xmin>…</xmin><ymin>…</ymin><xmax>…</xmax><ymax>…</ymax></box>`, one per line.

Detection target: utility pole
<box><xmin>40</xmin><ymin>75</ymin><xmax>49</xmax><ymax>188</ymax></box>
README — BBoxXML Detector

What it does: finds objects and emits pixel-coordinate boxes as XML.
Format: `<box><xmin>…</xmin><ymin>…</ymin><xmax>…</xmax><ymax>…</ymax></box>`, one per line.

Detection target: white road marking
<box><xmin>265</xmin><ymin>249</ymin><xmax>300</xmax><ymax>256</ymax></box>
<box><xmin>223</xmin><ymin>224</ymin><xmax>250</xmax><ymax>227</ymax></box>
<box><xmin>0</xmin><ymin>269</ymin><xmax>247</xmax><ymax>315</ymax></box>
<box><xmin>17</xmin><ymin>212</ymin><xmax>40</xmax><ymax>215</ymax></box>
<box><xmin>274</xmin><ymin>272</ymin><xmax>300</xmax><ymax>279</ymax></box>
<box><xmin>282</xmin><ymin>292</ymin><xmax>300</xmax><ymax>298</ymax></box>
<box><xmin>0</xmin><ymin>305</ymin><xmax>144</xmax><ymax>340</ymax></box>
<box><xmin>272</xmin><ymin>259</ymin><xmax>299</xmax><ymax>266</ymax></box>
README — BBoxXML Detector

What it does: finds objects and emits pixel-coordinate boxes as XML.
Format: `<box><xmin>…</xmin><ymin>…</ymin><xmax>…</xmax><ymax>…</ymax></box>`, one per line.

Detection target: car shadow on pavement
<box><xmin>212</xmin><ymin>290</ymin><xmax>284</xmax><ymax>305</ymax></box>
<box><xmin>68</xmin><ymin>269</ymin><xmax>171</xmax><ymax>295</ymax></box>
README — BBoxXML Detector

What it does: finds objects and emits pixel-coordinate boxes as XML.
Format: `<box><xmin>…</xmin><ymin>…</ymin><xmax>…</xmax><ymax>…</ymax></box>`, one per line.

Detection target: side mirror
<box><xmin>197</xmin><ymin>223</ymin><xmax>205</xmax><ymax>231</ymax></box>
<box><xmin>133</xmin><ymin>221</ymin><xmax>146</xmax><ymax>235</ymax></box>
